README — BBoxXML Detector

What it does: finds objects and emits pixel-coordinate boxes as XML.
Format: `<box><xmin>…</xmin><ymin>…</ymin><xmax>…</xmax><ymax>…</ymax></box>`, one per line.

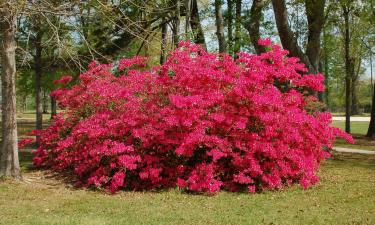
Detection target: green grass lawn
<box><xmin>332</xmin><ymin>121</ymin><xmax>369</xmax><ymax>136</ymax></box>
<box><xmin>0</xmin><ymin>116</ymin><xmax>374</xmax><ymax>224</ymax></box>
<box><xmin>1</xmin><ymin>151</ymin><xmax>374</xmax><ymax>225</ymax></box>
<box><xmin>331</xmin><ymin>121</ymin><xmax>375</xmax><ymax>151</ymax></box>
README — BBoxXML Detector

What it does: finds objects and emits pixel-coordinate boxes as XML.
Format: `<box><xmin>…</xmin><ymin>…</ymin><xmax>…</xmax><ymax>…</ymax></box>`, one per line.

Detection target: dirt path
<box><xmin>332</xmin><ymin>117</ymin><xmax>370</xmax><ymax>122</ymax></box>
<box><xmin>334</xmin><ymin>147</ymin><xmax>375</xmax><ymax>155</ymax></box>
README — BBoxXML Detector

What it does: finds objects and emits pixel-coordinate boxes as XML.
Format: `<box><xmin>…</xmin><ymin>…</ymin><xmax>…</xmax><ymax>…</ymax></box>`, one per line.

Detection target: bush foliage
<box><xmin>30</xmin><ymin>41</ymin><xmax>353</xmax><ymax>193</ymax></box>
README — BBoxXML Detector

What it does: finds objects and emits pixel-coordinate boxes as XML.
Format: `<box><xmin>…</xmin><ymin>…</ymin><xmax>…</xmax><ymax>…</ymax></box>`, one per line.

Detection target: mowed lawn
<box><xmin>0</xmin><ymin>152</ymin><xmax>374</xmax><ymax>225</ymax></box>
<box><xmin>0</xmin><ymin>117</ymin><xmax>374</xmax><ymax>224</ymax></box>
<box><xmin>332</xmin><ymin>121</ymin><xmax>375</xmax><ymax>151</ymax></box>
<box><xmin>332</xmin><ymin>121</ymin><xmax>369</xmax><ymax>136</ymax></box>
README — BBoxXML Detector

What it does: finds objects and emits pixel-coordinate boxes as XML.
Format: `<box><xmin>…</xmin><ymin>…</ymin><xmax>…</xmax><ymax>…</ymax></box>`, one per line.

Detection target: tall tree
<box><xmin>246</xmin><ymin>0</ymin><xmax>267</xmax><ymax>54</ymax></box>
<box><xmin>214</xmin><ymin>0</ymin><xmax>226</xmax><ymax>53</ymax></box>
<box><xmin>342</xmin><ymin>2</ymin><xmax>352</xmax><ymax>133</ymax></box>
<box><xmin>185</xmin><ymin>0</ymin><xmax>191</xmax><ymax>39</ymax></box>
<box><xmin>173</xmin><ymin>0</ymin><xmax>181</xmax><ymax>47</ymax></box>
<box><xmin>365</xmin><ymin>0</ymin><xmax>375</xmax><ymax>137</ymax></box>
<box><xmin>271</xmin><ymin>0</ymin><xmax>325</xmax><ymax>74</ymax></box>
<box><xmin>160</xmin><ymin>18</ymin><xmax>168</xmax><ymax>64</ymax></box>
<box><xmin>0</xmin><ymin>6</ymin><xmax>21</xmax><ymax>179</ymax></box>
<box><xmin>368</xmin><ymin>80</ymin><xmax>375</xmax><ymax>138</ymax></box>
<box><xmin>190</xmin><ymin>0</ymin><xmax>206</xmax><ymax>48</ymax></box>
<box><xmin>33</xmin><ymin>17</ymin><xmax>44</xmax><ymax>138</ymax></box>
<box><xmin>233</xmin><ymin>0</ymin><xmax>242</xmax><ymax>55</ymax></box>
<box><xmin>227</xmin><ymin>0</ymin><xmax>234</xmax><ymax>55</ymax></box>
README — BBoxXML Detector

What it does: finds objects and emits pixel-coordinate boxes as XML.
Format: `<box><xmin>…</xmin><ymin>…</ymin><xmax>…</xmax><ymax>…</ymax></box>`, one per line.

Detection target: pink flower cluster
<box><xmin>32</xmin><ymin>41</ymin><xmax>353</xmax><ymax>194</ymax></box>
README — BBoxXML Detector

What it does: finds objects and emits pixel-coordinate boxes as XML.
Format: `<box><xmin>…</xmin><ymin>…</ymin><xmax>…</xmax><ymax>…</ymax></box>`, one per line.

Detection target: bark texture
<box><xmin>271</xmin><ymin>0</ymin><xmax>325</xmax><ymax>74</ymax></box>
<box><xmin>173</xmin><ymin>0</ymin><xmax>181</xmax><ymax>48</ymax></box>
<box><xmin>367</xmin><ymin>80</ymin><xmax>375</xmax><ymax>138</ymax></box>
<box><xmin>246</xmin><ymin>0</ymin><xmax>266</xmax><ymax>54</ymax></box>
<box><xmin>50</xmin><ymin>96</ymin><xmax>57</xmax><ymax>120</ymax></box>
<box><xmin>227</xmin><ymin>0</ymin><xmax>234</xmax><ymax>54</ymax></box>
<box><xmin>185</xmin><ymin>0</ymin><xmax>191</xmax><ymax>39</ymax></box>
<box><xmin>0</xmin><ymin>9</ymin><xmax>21</xmax><ymax>179</ymax></box>
<box><xmin>34</xmin><ymin>27</ymin><xmax>43</xmax><ymax>142</ymax></box>
<box><xmin>233</xmin><ymin>0</ymin><xmax>242</xmax><ymax>55</ymax></box>
<box><xmin>190</xmin><ymin>0</ymin><xmax>206</xmax><ymax>48</ymax></box>
<box><xmin>160</xmin><ymin>18</ymin><xmax>168</xmax><ymax>64</ymax></box>
<box><xmin>214</xmin><ymin>0</ymin><xmax>227</xmax><ymax>53</ymax></box>
<box><xmin>343</xmin><ymin>4</ymin><xmax>351</xmax><ymax>133</ymax></box>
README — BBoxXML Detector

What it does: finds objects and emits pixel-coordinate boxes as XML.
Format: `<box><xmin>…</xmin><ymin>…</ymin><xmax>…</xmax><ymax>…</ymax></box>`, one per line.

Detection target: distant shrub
<box><xmin>30</xmin><ymin>40</ymin><xmax>353</xmax><ymax>193</ymax></box>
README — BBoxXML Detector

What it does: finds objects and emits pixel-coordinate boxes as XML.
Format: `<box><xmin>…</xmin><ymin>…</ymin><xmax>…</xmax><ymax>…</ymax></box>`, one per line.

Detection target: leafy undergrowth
<box><xmin>1</xmin><ymin>153</ymin><xmax>374</xmax><ymax>225</ymax></box>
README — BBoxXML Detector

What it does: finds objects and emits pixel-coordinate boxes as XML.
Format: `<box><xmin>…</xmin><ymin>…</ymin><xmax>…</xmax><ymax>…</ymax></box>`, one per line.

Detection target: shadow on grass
<box><xmin>16</xmin><ymin>149</ymin><xmax>375</xmax><ymax>196</ymax></box>
<box><xmin>19</xmin><ymin>150</ymin><xmax>35</xmax><ymax>172</ymax></box>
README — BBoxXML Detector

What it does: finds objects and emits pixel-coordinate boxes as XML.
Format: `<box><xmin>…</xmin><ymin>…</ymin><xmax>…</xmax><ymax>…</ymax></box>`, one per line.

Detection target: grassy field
<box><xmin>332</xmin><ymin>121</ymin><xmax>369</xmax><ymax>136</ymax></box>
<box><xmin>0</xmin><ymin>116</ymin><xmax>374</xmax><ymax>224</ymax></box>
<box><xmin>331</xmin><ymin>121</ymin><xmax>375</xmax><ymax>151</ymax></box>
<box><xmin>0</xmin><ymin>151</ymin><xmax>374</xmax><ymax>225</ymax></box>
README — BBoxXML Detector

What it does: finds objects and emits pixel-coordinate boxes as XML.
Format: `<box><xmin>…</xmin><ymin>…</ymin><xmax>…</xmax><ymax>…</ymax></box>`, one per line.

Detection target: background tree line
<box><xmin>0</xmin><ymin>0</ymin><xmax>374</xmax><ymax>178</ymax></box>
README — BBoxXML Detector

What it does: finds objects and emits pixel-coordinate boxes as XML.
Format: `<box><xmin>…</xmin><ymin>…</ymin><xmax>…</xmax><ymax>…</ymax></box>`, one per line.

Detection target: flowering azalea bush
<box><xmin>30</xmin><ymin>40</ymin><xmax>353</xmax><ymax>194</ymax></box>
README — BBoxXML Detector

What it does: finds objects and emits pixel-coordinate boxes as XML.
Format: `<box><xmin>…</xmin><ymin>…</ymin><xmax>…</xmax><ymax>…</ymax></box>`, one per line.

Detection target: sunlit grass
<box><xmin>0</xmin><ymin>115</ymin><xmax>374</xmax><ymax>224</ymax></box>
<box><xmin>1</xmin><ymin>153</ymin><xmax>374</xmax><ymax>225</ymax></box>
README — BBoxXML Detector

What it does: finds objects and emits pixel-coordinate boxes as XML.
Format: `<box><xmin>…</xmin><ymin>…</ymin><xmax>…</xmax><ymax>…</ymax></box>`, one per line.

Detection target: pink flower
<box><xmin>53</xmin><ymin>76</ymin><xmax>73</xmax><ymax>85</ymax></box>
<box><xmin>18</xmin><ymin>139</ymin><xmax>34</xmax><ymax>149</ymax></box>
<box><xmin>32</xmin><ymin>41</ymin><xmax>352</xmax><ymax>194</ymax></box>
<box><xmin>258</xmin><ymin>38</ymin><xmax>272</xmax><ymax>46</ymax></box>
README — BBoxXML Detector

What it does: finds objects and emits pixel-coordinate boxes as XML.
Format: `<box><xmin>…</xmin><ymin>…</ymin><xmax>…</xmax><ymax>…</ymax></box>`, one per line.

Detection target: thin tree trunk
<box><xmin>343</xmin><ymin>5</ymin><xmax>351</xmax><ymax>133</ymax></box>
<box><xmin>214</xmin><ymin>0</ymin><xmax>226</xmax><ymax>53</ymax></box>
<box><xmin>367</xmin><ymin>80</ymin><xmax>375</xmax><ymax>138</ymax></box>
<box><xmin>246</xmin><ymin>0</ymin><xmax>266</xmax><ymax>54</ymax></box>
<box><xmin>233</xmin><ymin>0</ymin><xmax>242</xmax><ymax>56</ymax></box>
<box><xmin>160</xmin><ymin>18</ymin><xmax>168</xmax><ymax>64</ymax></box>
<box><xmin>34</xmin><ymin>31</ymin><xmax>43</xmax><ymax>140</ymax></box>
<box><xmin>185</xmin><ymin>0</ymin><xmax>191</xmax><ymax>40</ymax></box>
<box><xmin>367</xmin><ymin>52</ymin><xmax>374</xmax><ymax>137</ymax></box>
<box><xmin>351</xmin><ymin>58</ymin><xmax>361</xmax><ymax>115</ymax></box>
<box><xmin>43</xmin><ymin>90</ymin><xmax>48</xmax><ymax>114</ymax></box>
<box><xmin>0</xmin><ymin>9</ymin><xmax>21</xmax><ymax>179</ymax></box>
<box><xmin>227</xmin><ymin>0</ymin><xmax>234</xmax><ymax>55</ymax></box>
<box><xmin>190</xmin><ymin>0</ymin><xmax>206</xmax><ymax>48</ymax></box>
<box><xmin>173</xmin><ymin>0</ymin><xmax>181</xmax><ymax>48</ymax></box>
<box><xmin>323</xmin><ymin>27</ymin><xmax>329</xmax><ymax>106</ymax></box>
<box><xmin>22</xmin><ymin>95</ymin><xmax>27</xmax><ymax>112</ymax></box>
<box><xmin>50</xmin><ymin>95</ymin><xmax>57</xmax><ymax>120</ymax></box>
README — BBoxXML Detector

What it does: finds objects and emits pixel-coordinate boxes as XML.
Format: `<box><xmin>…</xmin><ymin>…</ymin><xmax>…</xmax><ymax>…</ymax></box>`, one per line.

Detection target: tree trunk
<box><xmin>22</xmin><ymin>95</ymin><xmax>27</xmax><ymax>113</ymax></box>
<box><xmin>50</xmin><ymin>95</ymin><xmax>57</xmax><ymax>120</ymax></box>
<box><xmin>271</xmin><ymin>0</ymin><xmax>325</xmax><ymax>74</ymax></box>
<box><xmin>323</xmin><ymin>27</ymin><xmax>329</xmax><ymax>106</ymax></box>
<box><xmin>34</xmin><ymin>31</ymin><xmax>43</xmax><ymax>141</ymax></box>
<box><xmin>343</xmin><ymin>5</ymin><xmax>351</xmax><ymax>133</ymax></box>
<box><xmin>233</xmin><ymin>0</ymin><xmax>242</xmax><ymax>56</ymax></box>
<box><xmin>246</xmin><ymin>0</ymin><xmax>266</xmax><ymax>54</ymax></box>
<box><xmin>351</xmin><ymin>57</ymin><xmax>361</xmax><ymax>115</ymax></box>
<box><xmin>43</xmin><ymin>90</ymin><xmax>48</xmax><ymax>114</ymax></box>
<box><xmin>227</xmin><ymin>0</ymin><xmax>234</xmax><ymax>55</ymax></box>
<box><xmin>190</xmin><ymin>0</ymin><xmax>206</xmax><ymax>48</ymax></box>
<box><xmin>160</xmin><ymin>18</ymin><xmax>168</xmax><ymax>64</ymax></box>
<box><xmin>367</xmin><ymin>80</ymin><xmax>375</xmax><ymax>138</ymax></box>
<box><xmin>367</xmin><ymin>52</ymin><xmax>374</xmax><ymax>138</ymax></box>
<box><xmin>0</xmin><ymin>10</ymin><xmax>21</xmax><ymax>179</ymax></box>
<box><xmin>185</xmin><ymin>0</ymin><xmax>191</xmax><ymax>40</ymax></box>
<box><xmin>173</xmin><ymin>0</ymin><xmax>181</xmax><ymax>48</ymax></box>
<box><xmin>305</xmin><ymin>0</ymin><xmax>325</xmax><ymax>74</ymax></box>
<box><xmin>214</xmin><ymin>0</ymin><xmax>226</xmax><ymax>53</ymax></box>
